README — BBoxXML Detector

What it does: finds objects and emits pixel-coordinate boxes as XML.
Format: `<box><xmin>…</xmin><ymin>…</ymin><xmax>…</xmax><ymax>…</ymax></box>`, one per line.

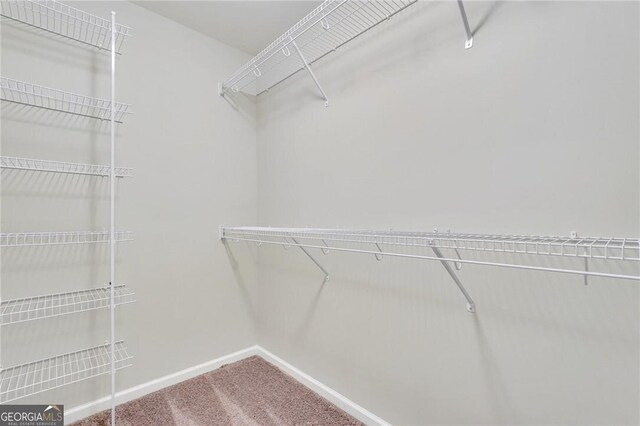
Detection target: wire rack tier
<box><xmin>0</xmin><ymin>77</ymin><xmax>132</xmax><ymax>122</ymax></box>
<box><xmin>0</xmin><ymin>0</ymin><xmax>131</xmax><ymax>53</ymax></box>
<box><xmin>0</xmin><ymin>231</ymin><xmax>133</xmax><ymax>247</ymax></box>
<box><xmin>1</xmin><ymin>285</ymin><xmax>135</xmax><ymax>325</ymax></box>
<box><xmin>221</xmin><ymin>0</ymin><xmax>418</xmax><ymax>96</ymax></box>
<box><xmin>222</xmin><ymin>227</ymin><xmax>640</xmax><ymax>282</ymax></box>
<box><xmin>0</xmin><ymin>341</ymin><xmax>132</xmax><ymax>403</ymax></box>
<box><xmin>0</xmin><ymin>156</ymin><xmax>132</xmax><ymax>177</ymax></box>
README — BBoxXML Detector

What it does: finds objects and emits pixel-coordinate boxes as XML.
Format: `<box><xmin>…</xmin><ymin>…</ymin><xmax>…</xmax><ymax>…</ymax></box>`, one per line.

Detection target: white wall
<box><xmin>1</xmin><ymin>0</ymin><xmax>257</xmax><ymax>410</ymax></box>
<box><xmin>251</xmin><ymin>1</ymin><xmax>640</xmax><ymax>424</ymax></box>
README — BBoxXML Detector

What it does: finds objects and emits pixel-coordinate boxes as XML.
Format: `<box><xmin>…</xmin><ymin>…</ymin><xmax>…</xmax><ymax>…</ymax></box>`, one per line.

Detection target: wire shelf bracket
<box><xmin>432</xmin><ymin>247</ymin><xmax>475</xmax><ymax>313</ymax></box>
<box><xmin>291</xmin><ymin>237</ymin><xmax>330</xmax><ymax>281</ymax></box>
<box><xmin>457</xmin><ymin>0</ymin><xmax>474</xmax><ymax>49</ymax></box>
<box><xmin>0</xmin><ymin>341</ymin><xmax>132</xmax><ymax>403</ymax></box>
<box><xmin>292</xmin><ymin>39</ymin><xmax>329</xmax><ymax>107</ymax></box>
<box><xmin>219</xmin><ymin>0</ymin><xmax>475</xmax><ymax>105</ymax></box>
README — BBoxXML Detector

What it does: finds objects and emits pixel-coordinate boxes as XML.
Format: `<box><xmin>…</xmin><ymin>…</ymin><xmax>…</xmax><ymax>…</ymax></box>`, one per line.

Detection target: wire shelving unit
<box><xmin>1</xmin><ymin>156</ymin><xmax>132</xmax><ymax>177</ymax></box>
<box><xmin>0</xmin><ymin>231</ymin><xmax>133</xmax><ymax>247</ymax></box>
<box><xmin>0</xmin><ymin>77</ymin><xmax>132</xmax><ymax>122</ymax></box>
<box><xmin>1</xmin><ymin>2</ymin><xmax>133</xmax><ymax>421</ymax></box>
<box><xmin>0</xmin><ymin>0</ymin><xmax>132</xmax><ymax>53</ymax></box>
<box><xmin>1</xmin><ymin>285</ymin><xmax>135</xmax><ymax>325</ymax></box>
<box><xmin>219</xmin><ymin>0</ymin><xmax>474</xmax><ymax>105</ymax></box>
<box><xmin>0</xmin><ymin>341</ymin><xmax>132</xmax><ymax>404</ymax></box>
<box><xmin>222</xmin><ymin>227</ymin><xmax>640</xmax><ymax>313</ymax></box>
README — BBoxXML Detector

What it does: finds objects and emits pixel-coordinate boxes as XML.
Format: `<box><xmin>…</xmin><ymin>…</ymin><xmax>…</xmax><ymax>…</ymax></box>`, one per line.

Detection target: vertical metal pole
<box><xmin>110</xmin><ymin>11</ymin><xmax>116</xmax><ymax>426</ymax></box>
<box><xmin>457</xmin><ymin>0</ymin><xmax>474</xmax><ymax>49</ymax></box>
<box><xmin>0</xmin><ymin>17</ymin><xmax>2</xmax><ymax>369</ymax></box>
<box><xmin>291</xmin><ymin>40</ymin><xmax>329</xmax><ymax>106</ymax></box>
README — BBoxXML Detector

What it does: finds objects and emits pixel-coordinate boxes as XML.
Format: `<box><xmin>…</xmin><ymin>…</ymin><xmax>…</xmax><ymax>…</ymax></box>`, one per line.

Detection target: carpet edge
<box><xmin>64</xmin><ymin>345</ymin><xmax>390</xmax><ymax>426</ymax></box>
<box><xmin>64</xmin><ymin>346</ymin><xmax>260</xmax><ymax>424</ymax></box>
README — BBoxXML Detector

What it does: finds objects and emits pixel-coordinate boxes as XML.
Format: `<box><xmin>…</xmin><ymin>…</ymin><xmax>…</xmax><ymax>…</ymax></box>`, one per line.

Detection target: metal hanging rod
<box><xmin>0</xmin><ymin>231</ymin><xmax>133</xmax><ymax>247</ymax></box>
<box><xmin>0</xmin><ymin>341</ymin><xmax>132</xmax><ymax>403</ymax></box>
<box><xmin>0</xmin><ymin>0</ymin><xmax>132</xmax><ymax>53</ymax></box>
<box><xmin>0</xmin><ymin>77</ymin><xmax>132</xmax><ymax>122</ymax></box>
<box><xmin>0</xmin><ymin>156</ymin><xmax>132</xmax><ymax>177</ymax></box>
<box><xmin>219</xmin><ymin>0</ymin><xmax>474</xmax><ymax>103</ymax></box>
<box><xmin>221</xmin><ymin>227</ymin><xmax>640</xmax><ymax>313</ymax></box>
<box><xmin>0</xmin><ymin>285</ymin><xmax>135</xmax><ymax>326</ymax></box>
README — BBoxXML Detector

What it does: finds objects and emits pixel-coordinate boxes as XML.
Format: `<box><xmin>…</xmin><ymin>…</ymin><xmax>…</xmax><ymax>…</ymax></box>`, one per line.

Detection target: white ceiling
<box><xmin>134</xmin><ymin>1</ymin><xmax>323</xmax><ymax>55</ymax></box>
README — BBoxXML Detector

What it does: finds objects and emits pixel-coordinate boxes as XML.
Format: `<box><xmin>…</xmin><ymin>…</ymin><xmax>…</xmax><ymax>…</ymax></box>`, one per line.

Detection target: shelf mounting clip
<box><xmin>290</xmin><ymin>38</ymin><xmax>329</xmax><ymax>106</ymax></box>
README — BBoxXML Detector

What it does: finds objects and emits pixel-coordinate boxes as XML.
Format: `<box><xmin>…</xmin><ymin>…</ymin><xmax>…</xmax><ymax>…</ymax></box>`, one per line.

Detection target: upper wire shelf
<box><xmin>0</xmin><ymin>231</ymin><xmax>133</xmax><ymax>247</ymax></box>
<box><xmin>0</xmin><ymin>0</ymin><xmax>132</xmax><ymax>54</ymax></box>
<box><xmin>0</xmin><ymin>77</ymin><xmax>132</xmax><ymax>122</ymax></box>
<box><xmin>0</xmin><ymin>341</ymin><xmax>132</xmax><ymax>403</ymax></box>
<box><xmin>1</xmin><ymin>285</ymin><xmax>135</xmax><ymax>325</ymax></box>
<box><xmin>221</xmin><ymin>0</ymin><xmax>419</xmax><ymax>96</ymax></box>
<box><xmin>0</xmin><ymin>156</ymin><xmax>132</xmax><ymax>177</ymax></box>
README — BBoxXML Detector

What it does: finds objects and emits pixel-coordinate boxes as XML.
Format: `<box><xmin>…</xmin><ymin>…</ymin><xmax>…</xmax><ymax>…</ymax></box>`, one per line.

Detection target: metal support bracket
<box><xmin>374</xmin><ymin>242</ymin><xmax>384</xmax><ymax>261</ymax></box>
<box><xmin>432</xmin><ymin>247</ymin><xmax>476</xmax><ymax>313</ymax></box>
<box><xmin>457</xmin><ymin>0</ymin><xmax>474</xmax><ymax>49</ymax></box>
<box><xmin>571</xmin><ymin>231</ymin><xmax>589</xmax><ymax>286</ymax></box>
<box><xmin>584</xmin><ymin>257</ymin><xmax>589</xmax><ymax>285</ymax></box>
<box><xmin>291</xmin><ymin>237</ymin><xmax>330</xmax><ymax>282</ymax></box>
<box><xmin>291</xmin><ymin>39</ymin><xmax>329</xmax><ymax>106</ymax></box>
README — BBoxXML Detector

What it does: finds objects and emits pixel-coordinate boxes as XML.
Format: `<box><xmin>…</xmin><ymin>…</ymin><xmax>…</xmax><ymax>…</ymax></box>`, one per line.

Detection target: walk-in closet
<box><xmin>1</xmin><ymin>0</ymin><xmax>638</xmax><ymax>425</ymax></box>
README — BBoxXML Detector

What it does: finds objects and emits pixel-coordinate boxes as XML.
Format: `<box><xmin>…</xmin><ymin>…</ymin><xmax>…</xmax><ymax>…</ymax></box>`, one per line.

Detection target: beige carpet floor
<box><xmin>72</xmin><ymin>355</ymin><xmax>363</xmax><ymax>426</ymax></box>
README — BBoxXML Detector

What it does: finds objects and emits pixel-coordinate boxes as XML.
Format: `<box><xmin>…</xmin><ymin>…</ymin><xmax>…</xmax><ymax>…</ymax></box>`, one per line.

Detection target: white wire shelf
<box><xmin>0</xmin><ymin>77</ymin><xmax>132</xmax><ymax>122</ymax></box>
<box><xmin>0</xmin><ymin>156</ymin><xmax>132</xmax><ymax>177</ymax></box>
<box><xmin>0</xmin><ymin>231</ymin><xmax>133</xmax><ymax>247</ymax></box>
<box><xmin>0</xmin><ymin>0</ymin><xmax>131</xmax><ymax>53</ymax></box>
<box><xmin>1</xmin><ymin>285</ymin><xmax>135</xmax><ymax>325</ymax></box>
<box><xmin>0</xmin><ymin>341</ymin><xmax>132</xmax><ymax>403</ymax></box>
<box><xmin>222</xmin><ymin>227</ymin><xmax>640</xmax><ymax>282</ymax></box>
<box><xmin>221</xmin><ymin>0</ymin><xmax>420</xmax><ymax>97</ymax></box>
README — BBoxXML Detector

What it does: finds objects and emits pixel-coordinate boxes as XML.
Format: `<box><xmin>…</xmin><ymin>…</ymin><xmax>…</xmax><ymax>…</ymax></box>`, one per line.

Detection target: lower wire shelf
<box><xmin>0</xmin><ymin>341</ymin><xmax>132</xmax><ymax>403</ymax></box>
<box><xmin>1</xmin><ymin>285</ymin><xmax>135</xmax><ymax>325</ymax></box>
<box><xmin>222</xmin><ymin>226</ymin><xmax>640</xmax><ymax>313</ymax></box>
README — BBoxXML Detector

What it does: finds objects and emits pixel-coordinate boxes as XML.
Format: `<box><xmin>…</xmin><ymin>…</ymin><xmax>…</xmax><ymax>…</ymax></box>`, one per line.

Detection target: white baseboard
<box><xmin>65</xmin><ymin>346</ymin><xmax>259</xmax><ymax>424</ymax></box>
<box><xmin>65</xmin><ymin>345</ymin><xmax>389</xmax><ymax>426</ymax></box>
<box><xmin>254</xmin><ymin>346</ymin><xmax>390</xmax><ymax>426</ymax></box>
